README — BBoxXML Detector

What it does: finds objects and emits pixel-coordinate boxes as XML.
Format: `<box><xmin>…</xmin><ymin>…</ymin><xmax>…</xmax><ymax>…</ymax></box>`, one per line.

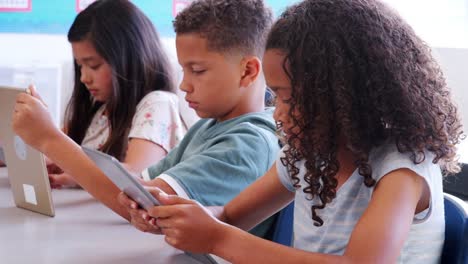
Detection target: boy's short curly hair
<box><xmin>173</xmin><ymin>0</ymin><xmax>273</xmax><ymax>57</ymax></box>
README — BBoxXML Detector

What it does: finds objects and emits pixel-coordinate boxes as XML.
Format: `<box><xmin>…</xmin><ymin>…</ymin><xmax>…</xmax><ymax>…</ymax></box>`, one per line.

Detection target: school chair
<box><xmin>272</xmin><ymin>201</ymin><xmax>294</xmax><ymax>246</ymax></box>
<box><xmin>441</xmin><ymin>193</ymin><xmax>468</xmax><ymax>264</ymax></box>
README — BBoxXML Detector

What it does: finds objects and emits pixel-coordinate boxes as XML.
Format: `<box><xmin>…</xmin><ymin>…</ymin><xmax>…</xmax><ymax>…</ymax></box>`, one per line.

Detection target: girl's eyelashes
<box><xmin>75</xmin><ymin>63</ymin><xmax>101</xmax><ymax>70</ymax></box>
<box><xmin>90</xmin><ymin>64</ymin><xmax>102</xmax><ymax>70</ymax></box>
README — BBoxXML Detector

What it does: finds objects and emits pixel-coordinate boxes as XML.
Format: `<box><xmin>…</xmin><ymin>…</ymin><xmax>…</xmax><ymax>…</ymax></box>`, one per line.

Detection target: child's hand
<box><xmin>12</xmin><ymin>84</ymin><xmax>59</xmax><ymax>153</ymax></box>
<box><xmin>47</xmin><ymin>161</ymin><xmax>63</xmax><ymax>175</ymax></box>
<box><xmin>117</xmin><ymin>190</ymin><xmax>162</xmax><ymax>235</ymax></box>
<box><xmin>148</xmin><ymin>191</ymin><xmax>227</xmax><ymax>254</ymax></box>
<box><xmin>49</xmin><ymin>173</ymin><xmax>80</xmax><ymax>189</ymax></box>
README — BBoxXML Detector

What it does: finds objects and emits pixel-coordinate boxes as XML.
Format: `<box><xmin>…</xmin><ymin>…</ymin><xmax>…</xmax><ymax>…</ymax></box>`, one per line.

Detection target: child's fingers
<box><xmin>117</xmin><ymin>192</ymin><xmax>138</xmax><ymax>209</ymax></box>
<box><xmin>154</xmin><ymin>191</ymin><xmax>195</xmax><ymax>206</ymax></box>
<box><xmin>47</xmin><ymin>164</ymin><xmax>63</xmax><ymax>174</ymax></box>
<box><xmin>27</xmin><ymin>84</ymin><xmax>48</xmax><ymax>107</ymax></box>
<box><xmin>128</xmin><ymin>210</ymin><xmax>162</xmax><ymax>234</ymax></box>
<box><xmin>49</xmin><ymin>174</ymin><xmax>59</xmax><ymax>184</ymax></box>
<box><xmin>146</xmin><ymin>187</ymin><xmax>195</xmax><ymax>206</ymax></box>
<box><xmin>15</xmin><ymin>92</ymin><xmax>46</xmax><ymax>112</ymax></box>
<box><xmin>145</xmin><ymin>186</ymin><xmax>165</xmax><ymax>199</ymax></box>
<box><xmin>129</xmin><ymin>208</ymin><xmax>147</xmax><ymax>222</ymax></box>
<box><xmin>132</xmin><ymin>221</ymin><xmax>154</xmax><ymax>233</ymax></box>
<box><xmin>147</xmin><ymin>202</ymin><xmax>194</xmax><ymax>219</ymax></box>
<box><xmin>155</xmin><ymin>217</ymin><xmax>175</xmax><ymax>230</ymax></box>
<box><xmin>13</xmin><ymin>99</ymin><xmax>29</xmax><ymax>113</ymax></box>
<box><xmin>15</xmin><ymin>92</ymin><xmax>31</xmax><ymax>104</ymax></box>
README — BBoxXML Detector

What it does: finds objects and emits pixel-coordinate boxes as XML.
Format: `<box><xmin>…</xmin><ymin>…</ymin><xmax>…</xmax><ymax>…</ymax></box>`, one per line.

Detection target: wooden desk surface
<box><xmin>0</xmin><ymin>168</ymin><xmax>227</xmax><ymax>264</ymax></box>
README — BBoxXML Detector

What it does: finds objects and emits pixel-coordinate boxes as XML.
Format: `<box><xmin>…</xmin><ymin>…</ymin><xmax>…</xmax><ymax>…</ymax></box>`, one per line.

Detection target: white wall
<box><xmin>0</xmin><ymin>34</ymin><xmax>73</xmax><ymax>125</ymax></box>
<box><xmin>433</xmin><ymin>48</ymin><xmax>468</xmax><ymax>162</ymax></box>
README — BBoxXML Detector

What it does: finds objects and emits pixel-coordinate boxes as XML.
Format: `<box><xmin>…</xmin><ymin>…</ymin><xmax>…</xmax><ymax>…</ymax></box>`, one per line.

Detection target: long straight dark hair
<box><xmin>65</xmin><ymin>0</ymin><xmax>175</xmax><ymax>161</ymax></box>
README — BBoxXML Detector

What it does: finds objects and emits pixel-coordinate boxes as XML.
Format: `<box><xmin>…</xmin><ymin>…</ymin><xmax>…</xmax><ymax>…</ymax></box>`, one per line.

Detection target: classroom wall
<box><xmin>433</xmin><ymin>47</ymin><xmax>468</xmax><ymax>162</ymax></box>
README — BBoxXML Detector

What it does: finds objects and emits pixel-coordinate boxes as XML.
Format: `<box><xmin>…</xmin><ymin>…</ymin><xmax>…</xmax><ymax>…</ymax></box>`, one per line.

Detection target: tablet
<box><xmin>82</xmin><ymin>146</ymin><xmax>160</xmax><ymax>210</ymax></box>
<box><xmin>82</xmin><ymin>147</ymin><xmax>220</xmax><ymax>264</ymax></box>
<box><xmin>0</xmin><ymin>86</ymin><xmax>55</xmax><ymax>217</ymax></box>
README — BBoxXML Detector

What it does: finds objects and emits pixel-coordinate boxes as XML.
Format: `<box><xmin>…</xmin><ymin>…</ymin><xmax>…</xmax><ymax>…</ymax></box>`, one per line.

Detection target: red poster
<box><xmin>76</xmin><ymin>0</ymin><xmax>96</xmax><ymax>13</ymax></box>
<box><xmin>173</xmin><ymin>0</ymin><xmax>194</xmax><ymax>17</ymax></box>
<box><xmin>0</xmin><ymin>0</ymin><xmax>32</xmax><ymax>12</ymax></box>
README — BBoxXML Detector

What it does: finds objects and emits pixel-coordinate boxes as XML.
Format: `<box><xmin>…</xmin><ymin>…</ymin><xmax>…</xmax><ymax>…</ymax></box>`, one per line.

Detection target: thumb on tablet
<box><xmin>27</xmin><ymin>84</ymin><xmax>47</xmax><ymax>107</ymax></box>
<box><xmin>146</xmin><ymin>187</ymin><xmax>192</xmax><ymax>206</ymax></box>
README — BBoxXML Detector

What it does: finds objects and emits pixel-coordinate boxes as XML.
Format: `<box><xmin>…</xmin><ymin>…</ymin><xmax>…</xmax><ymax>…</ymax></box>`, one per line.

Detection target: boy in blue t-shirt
<box><xmin>13</xmin><ymin>0</ymin><xmax>278</xmax><ymax>237</ymax></box>
<box><xmin>123</xmin><ymin>0</ymin><xmax>279</xmax><ymax>236</ymax></box>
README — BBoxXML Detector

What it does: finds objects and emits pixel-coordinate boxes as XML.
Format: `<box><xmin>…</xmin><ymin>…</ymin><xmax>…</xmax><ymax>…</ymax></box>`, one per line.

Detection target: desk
<box><xmin>0</xmin><ymin>168</ymin><xmax>227</xmax><ymax>264</ymax></box>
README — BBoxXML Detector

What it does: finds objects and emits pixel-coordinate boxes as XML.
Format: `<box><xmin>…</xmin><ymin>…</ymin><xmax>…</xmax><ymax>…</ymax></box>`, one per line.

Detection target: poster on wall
<box><xmin>76</xmin><ymin>0</ymin><xmax>95</xmax><ymax>13</ymax></box>
<box><xmin>173</xmin><ymin>0</ymin><xmax>194</xmax><ymax>17</ymax></box>
<box><xmin>0</xmin><ymin>0</ymin><xmax>31</xmax><ymax>12</ymax></box>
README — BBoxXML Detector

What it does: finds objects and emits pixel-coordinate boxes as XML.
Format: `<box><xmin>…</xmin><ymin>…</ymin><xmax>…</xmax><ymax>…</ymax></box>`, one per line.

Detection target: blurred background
<box><xmin>0</xmin><ymin>1</ymin><xmax>467</xmax><ymax>192</ymax></box>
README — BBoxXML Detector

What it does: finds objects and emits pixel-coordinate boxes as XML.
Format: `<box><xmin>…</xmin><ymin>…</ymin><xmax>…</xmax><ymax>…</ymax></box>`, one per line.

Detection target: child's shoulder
<box><xmin>233</xmin><ymin>108</ymin><xmax>276</xmax><ymax>130</ymax></box>
<box><xmin>222</xmin><ymin>110</ymin><xmax>277</xmax><ymax>142</ymax></box>
<box><xmin>187</xmin><ymin>110</ymin><xmax>279</xmax><ymax>149</ymax></box>
<box><xmin>369</xmin><ymin>143</ymin><xmax>440</xmax><ymax>182</ymax></box>
<box><xmin>138</xmin><ymin>91</ymin><xmax>179</xmax><ymax>106</ymax></box>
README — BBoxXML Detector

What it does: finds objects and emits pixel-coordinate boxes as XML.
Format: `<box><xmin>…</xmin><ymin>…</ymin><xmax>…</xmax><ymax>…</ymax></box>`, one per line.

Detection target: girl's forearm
<box><xmin>212</xmin><ymin>224</ymin><xmax>345</xmax><ymax>264</ymax></box>
<box><xmin>41</xmin><ymin>131</ymin><xmax>131</xmax><ymax>220</ymax></box>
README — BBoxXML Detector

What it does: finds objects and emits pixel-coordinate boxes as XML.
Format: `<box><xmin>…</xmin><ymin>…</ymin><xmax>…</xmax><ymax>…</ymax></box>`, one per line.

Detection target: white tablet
<box><xmin>82</xmin><ymin>146</ymin><xmax>160</xmax><ymax>210</ymax></box>
<box><xmin>0</xmin><ymin>86</ymin><xmax>55</xmax><ymax>217</ymax></box>
<box><xmin>82</xmin><ymin>147</ymin><xmax>220</xmax><ymax>264</ymax></box>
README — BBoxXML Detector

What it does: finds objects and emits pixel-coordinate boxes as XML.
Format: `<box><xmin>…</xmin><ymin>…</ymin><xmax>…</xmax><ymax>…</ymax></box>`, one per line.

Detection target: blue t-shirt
<box><xmin>277</xmin><ymin>143</ymin><xmax>444</xmax><ymax>263</ymax></box>
<box><xmin>148</xmin><ymin>109</ymin><xmax>279</xmax><ymax>205</ymax></box>
<box><xmin>148</xmin><ymin>109</ymin><xmax>280</xmax><ymax>236</ymax></box>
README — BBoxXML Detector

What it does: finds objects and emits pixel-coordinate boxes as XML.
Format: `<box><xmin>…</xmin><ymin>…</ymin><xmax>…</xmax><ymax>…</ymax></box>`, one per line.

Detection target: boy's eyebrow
<box><xmin>182</xmin><ymin>60</ymin><xmax>207</xmax><ymax>67</ymax></box>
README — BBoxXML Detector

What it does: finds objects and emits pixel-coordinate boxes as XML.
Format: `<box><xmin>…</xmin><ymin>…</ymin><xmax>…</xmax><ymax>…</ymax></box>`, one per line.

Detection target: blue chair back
<box><xmin>272</xmin><ymin>202</ymin><xmax>294</xmax><ymax>246</ymax></box>
<box><xmin>441</xmin><ymin>193</ymin><xmax>468</xmax><ymax>264</ymax></box>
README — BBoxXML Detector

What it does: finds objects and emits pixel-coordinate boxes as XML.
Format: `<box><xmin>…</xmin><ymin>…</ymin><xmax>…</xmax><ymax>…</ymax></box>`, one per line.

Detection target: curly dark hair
<box><xmin>266</xmin><ymin>0</ymin><xmax>464</xmax><ymax>226</ymax></box>
<box><xmin>173</xmin><ymin>0</ymin><xmax>273</xmax><ymax>57</ymax></box>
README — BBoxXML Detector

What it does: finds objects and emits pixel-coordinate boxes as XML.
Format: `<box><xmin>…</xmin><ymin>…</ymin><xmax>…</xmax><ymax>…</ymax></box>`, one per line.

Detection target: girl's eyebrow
<box><xmin>76</xmin><ymin>56</ymin><xmax>98</xmax><ymax>64</ymax></box>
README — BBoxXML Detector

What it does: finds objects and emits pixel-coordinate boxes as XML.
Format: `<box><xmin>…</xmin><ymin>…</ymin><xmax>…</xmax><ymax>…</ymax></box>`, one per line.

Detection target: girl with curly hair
<box><xmin>118</xmin><ymin>0</ymin><xmax>463</xmax><ymax>262</ymax></box>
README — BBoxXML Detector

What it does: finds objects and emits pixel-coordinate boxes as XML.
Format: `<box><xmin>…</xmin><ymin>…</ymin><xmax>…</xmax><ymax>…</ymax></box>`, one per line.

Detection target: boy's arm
<box><xmin>221</xmin><ymin>164</ymin><xmax>294</xmax><ymax>230</ymax></box>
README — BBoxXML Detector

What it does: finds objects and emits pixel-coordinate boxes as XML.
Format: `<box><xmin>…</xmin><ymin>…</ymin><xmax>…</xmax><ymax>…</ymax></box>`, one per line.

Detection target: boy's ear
<box><xmin>239</xmin><ymin>56</ymin><xmax>261</xmax><ymax>88</ymax></box>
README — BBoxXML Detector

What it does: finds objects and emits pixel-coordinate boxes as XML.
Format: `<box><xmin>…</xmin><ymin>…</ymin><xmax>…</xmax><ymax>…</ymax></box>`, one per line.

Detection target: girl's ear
<box><xmin>239</xmin><ymin>56</ymin><xmax>261</xmax><ymax>88</ymax></box>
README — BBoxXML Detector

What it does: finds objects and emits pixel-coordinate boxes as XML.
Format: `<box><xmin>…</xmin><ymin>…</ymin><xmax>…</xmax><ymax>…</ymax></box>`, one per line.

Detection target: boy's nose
<box><xmin>179</xmin><ymin>77</ymin><xmax>193</xmax><ymax>93</ymax></box>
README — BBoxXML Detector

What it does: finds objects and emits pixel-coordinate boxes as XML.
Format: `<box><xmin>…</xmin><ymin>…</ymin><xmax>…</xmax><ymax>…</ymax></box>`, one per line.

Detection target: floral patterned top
<box><xmin>81</xmin><ymin>91</ymin><xmax>186</xmax><ymax>153</ymax></box>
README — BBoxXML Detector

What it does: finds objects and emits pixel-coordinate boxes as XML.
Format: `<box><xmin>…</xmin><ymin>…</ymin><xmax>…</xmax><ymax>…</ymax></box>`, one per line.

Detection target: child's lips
<box><xmin>88</xmin><ymin>89</ymin><xmax>98</xmax><ymax>95</ymax></box>
<box><xmin>186</xmin><ymin>100</ymin><xmax>199</xmax><ymax>109</ymax></box>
